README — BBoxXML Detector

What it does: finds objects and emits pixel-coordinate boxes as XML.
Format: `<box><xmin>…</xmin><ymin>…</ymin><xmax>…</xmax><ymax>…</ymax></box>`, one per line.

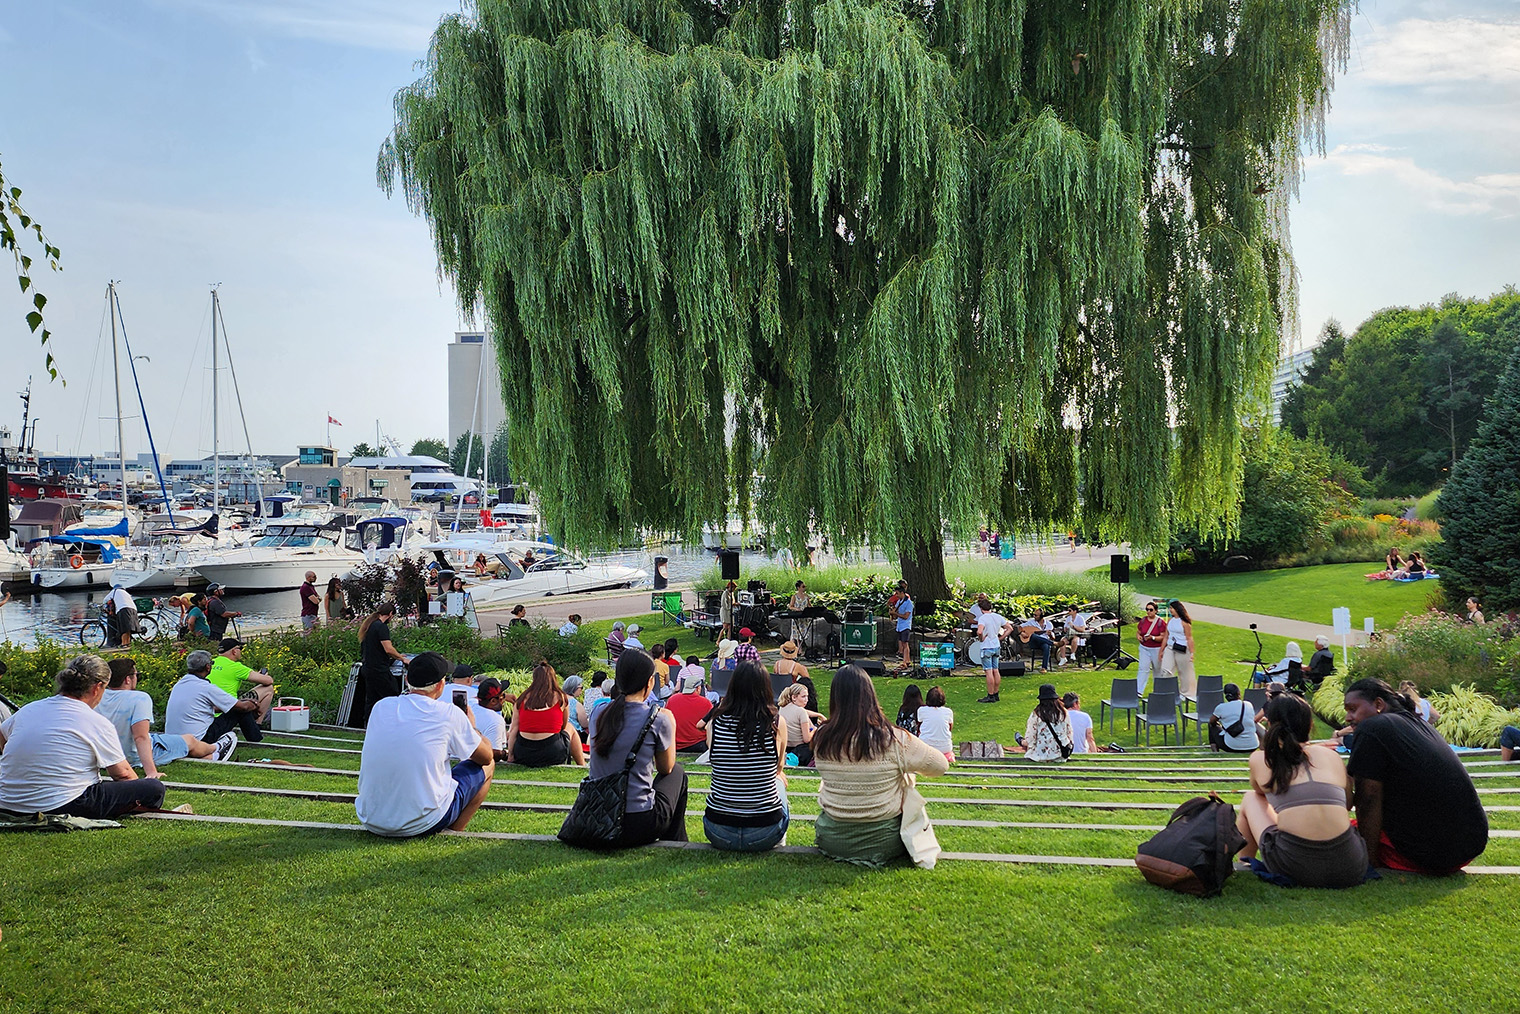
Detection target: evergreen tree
<box><xmin>349</xmin><ymin>441</ymin><xmax>381</xmax><ymax>458</ymax></box>
<box><xmin>487</xmin><ymin>424</ymin><xmax>512</xmax><ymax>486</ymax></box>
<box><xmin>380</xmin><ymin>0</ymin><xmax>1355</xmax><ymax>592</ymax></box>
<box><xmin>1436</xmin><ymin>358</ymin><xmax>1520</xmax><ymax>611</ymax></box>
<box><xmin>451</xmin><ymin>431</ymin><xmax>486</xmax><ymax>479</ymax></box>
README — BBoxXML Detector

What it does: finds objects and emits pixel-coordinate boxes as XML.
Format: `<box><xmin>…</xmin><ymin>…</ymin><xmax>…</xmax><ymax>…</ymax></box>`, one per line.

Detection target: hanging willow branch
<box><xmin>380</xmin><ymin>0</ymin><xmax>1354</xmax><ymax>559</ymax></box>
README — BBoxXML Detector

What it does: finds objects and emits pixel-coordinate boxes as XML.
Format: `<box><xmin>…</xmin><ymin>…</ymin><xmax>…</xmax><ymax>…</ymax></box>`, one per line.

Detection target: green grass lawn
<box><xmin>1131</xmin><ymin>562</ymin><xmax>1441</xmax><ymax>630</ymax></box>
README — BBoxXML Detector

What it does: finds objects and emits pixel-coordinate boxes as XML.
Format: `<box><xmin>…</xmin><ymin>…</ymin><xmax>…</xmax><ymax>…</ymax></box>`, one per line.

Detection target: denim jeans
<box><xmin>703</xmin><ymin>785</ymin><xmax>789</xmax><ymax>852</ymax></box>
<box><xmin>1029</xmin><ymin>635</ymin><xmax>1054</xmax><ymax>669</ymax></box>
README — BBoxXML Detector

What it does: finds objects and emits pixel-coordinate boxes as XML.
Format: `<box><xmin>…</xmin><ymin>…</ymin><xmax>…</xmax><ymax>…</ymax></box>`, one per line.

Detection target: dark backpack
<box><xmin>1135</xmin><ymin>792</ymin><xmax>1247</xmax><ymax>897</ymax></box>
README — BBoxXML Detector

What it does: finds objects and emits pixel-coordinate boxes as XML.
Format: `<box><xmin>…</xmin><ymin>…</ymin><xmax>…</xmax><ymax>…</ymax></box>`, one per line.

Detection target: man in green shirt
<box><xmin>209</xmin><ymin>638</ymin><xmax>274</xmax><ymax>743</ymax></box>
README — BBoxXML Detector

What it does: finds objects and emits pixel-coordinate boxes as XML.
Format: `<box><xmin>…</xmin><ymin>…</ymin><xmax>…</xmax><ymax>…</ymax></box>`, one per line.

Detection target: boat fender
<box><xmin>69</xmin><ymin>555</ymin><xmax>85</xmax><ymax>570</ymax></box>
<box><xmin>86</xmin><ymin>571</ymin><xmax>95</xmax><ymax>585</ymax></box>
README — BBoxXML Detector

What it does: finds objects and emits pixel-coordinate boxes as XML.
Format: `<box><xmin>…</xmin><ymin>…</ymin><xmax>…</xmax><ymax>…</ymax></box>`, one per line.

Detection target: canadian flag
<box><xmin>327</xmin><ymin>415</ymin><xmax>342</xmax><ymax>425</ymax></box>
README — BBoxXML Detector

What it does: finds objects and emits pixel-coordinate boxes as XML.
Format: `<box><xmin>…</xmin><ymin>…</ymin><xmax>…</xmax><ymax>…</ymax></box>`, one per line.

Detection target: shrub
<box><xmin>1347</xmin><ymin>610</ymin><xmax>1516</xmax><ymax>701</ymax></box>
<box><xmin>1360</xmin><ymin>498</ymin><xmax>1413</xmax><ymax>518</ymax></box>
<box><xmin>1429</xmin><ymin>684</ymin><xmax>1520</xmax><ymax>748</ymax></box>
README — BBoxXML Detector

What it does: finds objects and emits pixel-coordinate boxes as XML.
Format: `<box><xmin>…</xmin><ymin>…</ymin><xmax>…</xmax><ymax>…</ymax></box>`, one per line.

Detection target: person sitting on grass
<box><xmin>1398</xmin><ymin>680</ymin><xmax>1440</xmax><ymax>726</ymax></box>
<box><xmin>507</xmin><ymin>663</ymin><xmax>587</xmax><ymax>767</ymax></box>
<box><xmin>663</xmin><ymin>637</ymin><xmax>684</xmax><ymax>669</ymax></box>
<box><xmin>702</xmin><ymin>660</ymin><xmax>789</xmax><ymax>852</ymax></box>
<box><xmin>1384</xmin><ymin>547</ymin><xmax>1403</xmax><ymax>575</ymax></box>
<box><xmin>664</xmin><ymin>671</ymin><xmax>713</xmax><ymax>753</ymax></box>
<box><xmin>471</xmin><ymin>678</ymin><xmax>511</xmax><ymax>762</ymax></box>
<box><xmin>1237</xmin><ymin>692</ymin><xmax>1368</xmax><ymax>889</ymax></box>
<box><xmin>208</xmin><ymin>638</ymin><xmax>273</xmax><ymax>743</ymax></box>
<box><xmin>584</xmin><ymin>649</ymin><xmax>689</xmax><ymax>848</ymax></box>
<box><xmin>1023</xmin><ymin>683</ymin><xmax>1072</xmax><ymax>763</ymax></box>
<box><xmin>1062</xmin><ymin>692</ymin><xmax>1097</xmax><ymax>754</ymax></box>
<box><xmin>355</xmin><ymin>652</ymin><xmax>494</xmax><ymax>838</ymax></box>
<box><xmin>777</xmin><ymin>684</ymin><xmax>823</xmax><ymax>767</ymax></box>
<box><xmin>895</xmin><ymin>684</ymin><xmax>923</xmax><ymax>737</ymax></box>
<box><xmin>1502</xmin><ymin>725</ymin><xmax>1520</xmax><ymax>762</ymax></box>
<box><xmin>811</xmin><ymin>664</ymin><xmax>950</xmax><ymax>867</ymax></box>
<box><xmin>1209</xmin><ymin>683</ymin><xmax>1259</xmax><ymax>754</ymax></box>
<box><xmin>0</xmin><ymin>654</ymin><xmax>167</xmax><ymax>819</ymax></box>
<box><xmin>589</xmin><ymin>677</ymin><xmax>617</xmax><ymax>720</ymax></box>
<box><xmin>98</xmin><ymin>657</ymin><xmax>236</xmax><ymax>775</ymax></box>
<box><xmin>558</xmin><ymin>613</ymin><xmax>582</xmax><ymax>637</ymax></box>
<box><xmin>774</xmin><ymin>640</ymin><xmax>809</xmax><ymax>687</ymax></box>
<box><xmin>1344</xmin><ymin>677</ymin><xmax>1488</xmax><ymax>872</ymax></box>
<box><xmin>916</xmin><ymin>686</ymin><xmax>955</xmax><ymax>762</ymax></box>
<box><xmin>440</xmin><ymin>663</ymin><xmax>476</xmax><ymax>706</ymax></box>
<box><xmin>164</xmin><ymin>650</ymin><xmax>262</xmax><ymax>745</ymax></box>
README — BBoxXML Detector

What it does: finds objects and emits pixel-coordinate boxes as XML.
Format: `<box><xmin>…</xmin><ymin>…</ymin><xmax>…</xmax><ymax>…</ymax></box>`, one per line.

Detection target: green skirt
<box><xmin>813</xmin><ymin>811</ymin><xmax>906</xmax><ymax>869</ymax></box>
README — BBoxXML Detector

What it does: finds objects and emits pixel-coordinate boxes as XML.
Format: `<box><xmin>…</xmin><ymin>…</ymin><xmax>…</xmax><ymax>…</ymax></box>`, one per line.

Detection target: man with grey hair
<box><xmin>1305</xmin><ymin>634</ymin><xmax>1337</xmax><ymax>689</ymax></box>
<box><xmin>164</xmin><ymin>649</ymin><xmax>260</xmax><ymax>743</ymax></box>
<box><xmin>0</xmin><ymin>655</ymin><xmax>167</xmax><ymax>818</ymax></box>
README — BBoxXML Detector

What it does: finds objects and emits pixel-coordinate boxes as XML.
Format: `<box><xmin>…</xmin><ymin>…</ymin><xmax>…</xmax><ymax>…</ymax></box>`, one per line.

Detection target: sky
<box><xmin>0</xmin><ymin>0</ymin><xmax>1515</xmax><ymax>461</ymax></box>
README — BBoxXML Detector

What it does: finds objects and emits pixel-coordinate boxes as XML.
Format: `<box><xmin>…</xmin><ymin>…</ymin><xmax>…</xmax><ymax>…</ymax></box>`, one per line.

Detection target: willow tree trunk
<box><xmin>900</xmin><ymin>534</ymin><xmax>950</xmax><ymax>606</ymax></box>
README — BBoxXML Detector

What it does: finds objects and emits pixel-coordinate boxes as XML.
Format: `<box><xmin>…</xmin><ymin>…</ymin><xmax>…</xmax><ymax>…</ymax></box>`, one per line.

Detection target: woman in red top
<box><xmin>1135</xmin><ymin>601</ymin><xmax>1168</xmax><ymax>695</ymax></box>
<box><xmin>507</xmin><ymin>663</ymin><xmax>586</xmax><ymax>767</ymax></box>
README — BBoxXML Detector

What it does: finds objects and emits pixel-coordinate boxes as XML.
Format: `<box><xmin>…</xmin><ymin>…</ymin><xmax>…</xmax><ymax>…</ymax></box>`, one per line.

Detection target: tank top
<box><xmin>1265</xmin><ymin>763</ymin><xmax>1346</xmax><ymax>811</ymax></box>
<box><xmin>1166</xmin><ymin>615</ymin><xmax>1187</xmax><ymax>648</ymax></box>
<box><xmin>517</xmin><ymin>703</ymin><xmax>565</xmax><ymax>734</ymax></box>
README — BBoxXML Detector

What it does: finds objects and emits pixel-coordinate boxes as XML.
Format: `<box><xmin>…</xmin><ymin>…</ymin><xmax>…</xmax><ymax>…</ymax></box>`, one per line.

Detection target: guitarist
<box><xmin>1015</xmin><ymin>609</ymin><xmax>1056</xmax><ymax>673</ymax></box>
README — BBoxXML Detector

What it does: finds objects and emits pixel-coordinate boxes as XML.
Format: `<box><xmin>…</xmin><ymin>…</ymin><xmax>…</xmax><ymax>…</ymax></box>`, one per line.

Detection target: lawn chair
<box><xmin>769</xmin><ymin>670</ymin><xmax>795</xmax><ymax>703</ymax></box>
<box><xmin>709</xmin><ymin>665</ymin><xmax>734</xmax><ymax>698</ymax></box>
<box><xmin>1183</xmin><ymin>674</ymin><xmax>1224</xmax><ymax>707</ymax></box>
<box><xmin>604</xmin><ymin>636</ymin><xmax>625</xmax><ymax>666</ymax></box>
<box><xmin>1101</xmin><ymin>678</ymin><xmax>1141</xmax><ymax>733</ymax></box>
<box><xmin>1142</xmin><ymin>675</ymin><xmax>1179</xmax><ymax>705</ymax></box>
<box><xmin>1181</xmin><ymin>689</ymin><xmax>1225</xmax><ymax>745</ymax></box>
<box><xmin>1136</xmin><ymin>691</ymin><xmax>1179</xmax><ymax>746</ymax></box>
<box><xmin>1243</xmin><ymin>687</ymin><xmax>1268</xmax><ymax>713</ymax></box>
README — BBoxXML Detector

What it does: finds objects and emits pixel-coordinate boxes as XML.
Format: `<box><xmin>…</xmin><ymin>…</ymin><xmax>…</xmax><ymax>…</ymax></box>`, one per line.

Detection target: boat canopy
<box><xmin>68</xmin><ymin>517</ymin><xmax>130</xmax><ymax>539</ymax></box>
<box><xmin>36</xmin><ymin>534</ymin><xmax>122</xmax><ymax>563</ymax></box>
<box><xmin>353</xmin><ymin>516</ymin><xmax>409</xmax><ymax>550</ymax></box>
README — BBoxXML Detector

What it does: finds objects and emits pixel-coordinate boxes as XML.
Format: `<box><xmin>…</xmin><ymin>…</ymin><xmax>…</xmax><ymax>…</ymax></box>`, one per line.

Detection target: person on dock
<box><xmin>355</xmin><ymin>652</ymin><xmax>495</xmax><ymax>838</ymax></box>
<box><xmin>299</xmin><ymin>571</ymin><xmax>321</xmax><ymax>632</ymax></box>
<box><xmin>98</xmin><ymin>657</ymin><xmax>235</xmax><ymax>775</ymax></box>
<box><xmin>183</xmin><ymin>593</ymin><xmax>211</xmax><ymax>641</ymax></box>
<box><xmin>1343</xmin><ymin>677</ymin><xmax>1488</xmax><ymax>873</ymax></box>
<box><xmin>209</xmin><ymin>638</ymin><xmax>273</xmax><ymax>742</ymax></box>
<box><xmin>0</xmin><ymin>654</ymin><xmax>167</xmax><ymax>820</ymax></box>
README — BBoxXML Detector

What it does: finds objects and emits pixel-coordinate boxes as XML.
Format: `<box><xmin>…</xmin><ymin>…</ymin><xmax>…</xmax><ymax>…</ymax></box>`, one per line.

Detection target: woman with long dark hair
<box><xmin>1238</xmin><ymin>693</ymin><xmax>1366</xmax><ymax>887</ymax></box>
<box><xmin>702</xmin><ymin>660</ymin><xmax>789</xmax><ymax>851</ymax></box>
<box><xmin>1023</xmin><ymin>683</ymin><xmax>1072</xmax><ymax>762</ymax></box>
<box><xmin>323</xmin><ymin>576</ymin><xmax>348</xmax><ymax>625</ymax></box>
<box><xmin>586</xmin><ymin>649</ymin><xmax>688</xmax><ymax>847</ymax></box>
<box><xmin>1157</xmin><ymin>598</ymin><xmax>1197</xmax><ymax>696</ymax></box>
<box><xmin>811</xmin><ymin>665</ymin><xmax>949</xmax><ymax>867</ymax></box>
<box><xmin>895</xmin><ymin>684</ymin><xmax>923</xmax><ymax>736</ymax></box>
<box><xmin>353</xmin><ymin>601</ymin><xmax>406</xmax><ymax>727</ymax></box>
<box><xmin>507</xmin><ymin>662</ymin><xmax>586</xmax><ymax>767</ymax></box>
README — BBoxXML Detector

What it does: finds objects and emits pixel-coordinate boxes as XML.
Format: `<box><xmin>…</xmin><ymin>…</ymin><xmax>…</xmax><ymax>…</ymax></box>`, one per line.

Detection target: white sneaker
<box><xmin>213</xmin><ymin>732</ymin><xmax>238</xmax><ymax>762</ymax></box>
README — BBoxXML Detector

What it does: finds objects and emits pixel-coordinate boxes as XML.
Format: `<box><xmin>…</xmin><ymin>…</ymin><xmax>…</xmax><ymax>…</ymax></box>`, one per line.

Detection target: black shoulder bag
<box><xmin>1223</xmin><ymin>702</ymin><xmax>1248</xmax><ymax>739</ymax></box>
<box><xmin>558</xmin><ymin>703</ymin><xmax>662</xmax><ymax>849</ymax></box>
<box><xmin>1043</xmin><ymin>719</ymin><xmax>1073</xmax><ymax>760</ymax></box>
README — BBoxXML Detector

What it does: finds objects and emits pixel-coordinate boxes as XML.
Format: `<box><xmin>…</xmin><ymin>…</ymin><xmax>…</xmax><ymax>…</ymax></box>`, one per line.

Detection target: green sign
<box><xmin>917</xmin><ymin>641</ymin><xmax>956</xmax><ymax>670</ymax></box>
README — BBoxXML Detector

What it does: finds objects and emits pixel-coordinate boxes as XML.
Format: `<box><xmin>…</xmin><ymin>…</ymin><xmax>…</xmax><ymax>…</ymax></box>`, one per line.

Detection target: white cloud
<box><xmin>1319</xmin><ymin>143</ymin><xmax>1520</xmax><ymax>216</ymax></box>
<box><xmin>1358</xmin><ymin>17</ymin><xmax>1520</xmax><ymax>86</ymax></box>
<box><xmin>150</xmin><ymin>0</ymin><xmax>452</xmax><ymax>52</ymax></box>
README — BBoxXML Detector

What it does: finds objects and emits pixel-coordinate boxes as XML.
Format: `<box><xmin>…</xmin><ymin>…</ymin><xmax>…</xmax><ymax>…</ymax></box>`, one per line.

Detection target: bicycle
<box><xmin>79</xmin><ymin>597</ymin><xmax>183</xmax><ymax>648</ymax></box>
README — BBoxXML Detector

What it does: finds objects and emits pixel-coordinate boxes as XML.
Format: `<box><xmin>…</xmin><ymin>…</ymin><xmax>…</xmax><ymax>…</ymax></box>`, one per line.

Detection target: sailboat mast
<box><xmin>108</xmin><ymin>283</ymin><xmax>128</xmax><ymax>519</ymax></box>
<box><xmin>212</xmin><ymin>286</ymin><xmax>220</xmax><ymax>514</ymax></box>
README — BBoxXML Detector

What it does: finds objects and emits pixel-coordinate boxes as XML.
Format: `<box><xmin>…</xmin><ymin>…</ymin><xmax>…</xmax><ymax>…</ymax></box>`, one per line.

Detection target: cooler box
<box><xmin>271</xmin><ymin>697</ymin><xmax>310</xmax><ymax>732</ymax></box>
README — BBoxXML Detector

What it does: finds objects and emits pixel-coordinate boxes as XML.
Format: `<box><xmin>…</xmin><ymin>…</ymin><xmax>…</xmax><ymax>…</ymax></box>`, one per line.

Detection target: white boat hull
<box><xmin>461</xmin><ymin>565</ymin><xmax>648</xmax><ymax>607</ymax></box>
<box><xmin>114</xmin><ymin>561</ymin><xmax>205</xmax><ymax>590</ymax></box>
<box><xmin>195</xmin><ymin>550</ymin><xmax>363</xmax><ymax>591</ymax></box>
<box><xmin>32</xmin><ymin>564</ymin><xmax>116</xmax><ymax>590</ymax></box>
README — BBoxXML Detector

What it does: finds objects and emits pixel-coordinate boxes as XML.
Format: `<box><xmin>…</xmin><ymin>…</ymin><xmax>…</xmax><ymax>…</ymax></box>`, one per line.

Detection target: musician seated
<box><xmin>1016</xmin><ymin>610</ymin><xmax>1056</xmax><ymax>671</ymax></box>
<box><xmin>1055</xmin><ymin>605</ymin><xmax>1095</xmax><ymax>667</ymax></box>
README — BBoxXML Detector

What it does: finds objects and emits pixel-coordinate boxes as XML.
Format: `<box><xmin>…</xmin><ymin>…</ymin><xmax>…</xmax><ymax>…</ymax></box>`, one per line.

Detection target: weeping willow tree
<box><xmin>381</xmin><ymin>0</ymin><xmax>1353</xmax><ymax>596</ymax></box>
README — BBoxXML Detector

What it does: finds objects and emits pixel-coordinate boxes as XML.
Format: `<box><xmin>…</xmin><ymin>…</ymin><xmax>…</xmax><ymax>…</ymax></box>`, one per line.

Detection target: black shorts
<box><xmin>512</xmin><ymin>732</ymin><xmax>569</xmax><ymax>767</ymax></box>
<box><xmin>897</xmin><ymin>629</ymin><xmax>911</xmax><ymax>644</ymax></box>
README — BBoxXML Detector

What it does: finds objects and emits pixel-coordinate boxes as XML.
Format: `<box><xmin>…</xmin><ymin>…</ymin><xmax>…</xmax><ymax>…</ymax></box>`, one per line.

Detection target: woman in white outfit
<box><xmin>1157</xmin><ymin>599</ymin><xmax>1197</xmax><ymax>696</ymax></box>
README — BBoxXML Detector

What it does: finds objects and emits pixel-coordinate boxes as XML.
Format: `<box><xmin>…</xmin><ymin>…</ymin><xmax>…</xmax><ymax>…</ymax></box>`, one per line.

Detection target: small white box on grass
<box><xmin>270</xmin><ymin>697</ymin><xmax>310</xmax><ymax>732</ymax></box>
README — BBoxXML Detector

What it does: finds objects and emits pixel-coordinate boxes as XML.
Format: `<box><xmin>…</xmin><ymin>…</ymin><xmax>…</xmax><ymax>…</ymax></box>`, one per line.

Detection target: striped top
<box><xmin>704</xmin><ymin>714</ymin><xmax>783</xmax><ymax>827</ymax></box>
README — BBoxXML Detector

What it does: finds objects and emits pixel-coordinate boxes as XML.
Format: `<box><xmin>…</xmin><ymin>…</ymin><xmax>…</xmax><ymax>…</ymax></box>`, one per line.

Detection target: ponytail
<box><xmin>358</xmin><ymin>600</ymin><xmax>396</xmax><ymax>645</ymax></box>
<box><xmin>1261</xmin><ymin>693</ymin><xmax>1313</xmax><ymax>794</ymax></box>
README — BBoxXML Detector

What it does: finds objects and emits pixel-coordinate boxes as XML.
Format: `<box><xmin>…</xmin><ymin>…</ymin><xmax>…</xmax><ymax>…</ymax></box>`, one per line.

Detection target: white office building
<box><xmin>1271</xmin><ymin>346</ymin><xmax>1317</xmax><ymax>420</ymax></box>
<box><xmin>447</xmin><ymin>330</ymin><xmax>506</xmax><ymax>449</ymax></box>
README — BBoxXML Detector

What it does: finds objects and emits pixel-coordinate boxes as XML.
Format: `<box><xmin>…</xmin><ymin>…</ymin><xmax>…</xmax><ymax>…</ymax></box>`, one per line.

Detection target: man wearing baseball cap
<box><xmin>664</xmin><ymin>671</ymin><xmax>713</xmax><ymax>753</ymax></box>
<box><xmin>734</xmin><ymin>628</ymin><xmax>760</xmax><ymax>663</ymax></box>
<box><xmin>355</xmin><ymin>651</ymin><xmax>494</xmax><ymax>837</ymax></box>
<box><xmin>208</xmin><ymin>637</ymin><xmax>274</xmax><ymax>743</ymax></box>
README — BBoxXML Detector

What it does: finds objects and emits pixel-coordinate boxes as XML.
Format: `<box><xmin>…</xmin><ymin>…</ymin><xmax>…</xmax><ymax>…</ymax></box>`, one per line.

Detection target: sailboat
<box><xmin>29</xmin><ymin>283</ymin><xmax>139</xmax><ymax>590</ymax></box>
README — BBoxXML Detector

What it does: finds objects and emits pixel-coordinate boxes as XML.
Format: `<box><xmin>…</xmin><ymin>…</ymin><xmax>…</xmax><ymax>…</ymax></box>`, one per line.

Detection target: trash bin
<box><xmin>653</xmin><ymin>555</ymin><xmax>669</xmax><ymax>590</ymax></box>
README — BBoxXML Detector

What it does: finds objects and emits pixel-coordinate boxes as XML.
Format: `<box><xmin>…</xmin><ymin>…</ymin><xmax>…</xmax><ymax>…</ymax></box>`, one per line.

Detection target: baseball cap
<box><xmin>406</xmin><ymin>651</ymin><xmax>451</xmax><ymax>688</ymax></box>
<box><xmin>451</xmin><ymin>663</ymin><xmax>475</xmax><ymax>682</ymax></box>
<box><xmin>218</xmin><ymin>637</ymin><xmax>245</xmax><ymax>652</ymax></box>
<box><xmin>738</xmin><ymin>627</ymin><xmax>755</xmax><ymax>638</ymax></box>
<box><xmin>680</xmin><ymin>671</ymin><xmax>704</xmax><ymax>693</ymax></box>
<box><xmin>476</xmin><ymin>677</ymin><xmax>506</xmax><ymax>702</ymax></box>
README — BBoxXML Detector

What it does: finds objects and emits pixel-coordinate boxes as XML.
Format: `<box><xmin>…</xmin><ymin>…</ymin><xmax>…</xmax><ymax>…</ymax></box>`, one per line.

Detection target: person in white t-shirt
<box><xmin>1062</xmin><ymin>692</ymin><xmax>1098</xmax><ymax>754</ymax></box>
<box><xmin>0</xmin><ymin>654</ymin><xmax>166</xmax><ymax>818</ymax></box>
<box><xmin>916</xmin><ymin>686</ymin><xmax>955</xmax><ymax>761</ymax></box>
<box><xmin>163</xmin><ymin>650</ymin><xmax>260</xmax><ymax>742</ymax></box>
<box><xmin>355</xmin><ymin>652</ymin><xmax>494</xmax><ymax>837</ymax></box>
<box><xmin>470</xmin><ymin>678</ymin><xmax>511</xmax><ymax>761</ymax></box>
<box><xmin>971</xmin><ymin>596</ymin><xmax>1013</xmax><ymax>704</ymax></box>
<box><xmin>98</xmin><ymin>657</ymin><xmax>235</xmax><ymax>777</ymax></box>
<box><xmin>105</xmin><ymin>584</ymin><xmax>140</xmax><ymax>647</ymax></box>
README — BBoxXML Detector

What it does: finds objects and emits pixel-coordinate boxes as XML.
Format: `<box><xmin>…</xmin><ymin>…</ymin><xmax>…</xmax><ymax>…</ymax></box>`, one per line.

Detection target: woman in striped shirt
<box><xmin>701</xmin><ymin>660</ymin><xmax>789</xmax><ymax>852</ymax></box>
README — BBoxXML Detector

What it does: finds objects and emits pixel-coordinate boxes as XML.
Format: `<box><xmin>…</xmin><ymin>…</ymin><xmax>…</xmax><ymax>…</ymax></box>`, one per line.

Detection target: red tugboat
<box><xmin>4</xmin><ymin>380</ymin><xmax>87</xmax><ymax>501</ymax></box>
